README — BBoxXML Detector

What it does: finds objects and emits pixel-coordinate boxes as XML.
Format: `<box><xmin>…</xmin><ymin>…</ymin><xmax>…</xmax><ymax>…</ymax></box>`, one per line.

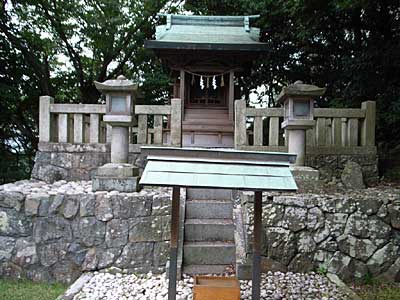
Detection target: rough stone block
<box><xmin>153</xmin><ymin>241</ymin><xmax>170</xmax><ymax>269</ymax></box>
<box><xmin>72</xmin><ymin>217</ymin><xmax>106</xmax><ymax>247</ymax></box>
<box><xmin>63</xmin><ymin>195</ymin><xmax>80</xmax><ymax>219</ymax></box>
<box><xmin>0</xmin><ymin>209</ymin><xmax>32</xmax><ymax>236</ymax></box>
<box><xmin>112</xmin><ymin>194</ymin><xmax>152</xmax><ymax>219</ymax></box>
<box><xmin>105</xmin><ymin>219</ymin><xmax>129</xmax><ymax>248</ymax></box>
<box><xmin>265</xmin><ymin>227</ymin><xmax>296</xmax><ymax>266</ymax></box>
<box><xmin>33</xmin><ymin>217</ymin><xmax>72</xmax><ymax>243</ymax></box>
<box><xmin>38</xmin><ymin>242</ymin><xmax>68</xmax><ymax>267</ymax></box>
<box><xmin>129</xmin><ymin>216</ymin><xmax>170</xmax><ymax>243</ymax></box>
<box><xmin>95</xmin><ymin>193</ymin><xmax>113</xmax><ymax>221</ymax></box>
<box><xmin>13</xmin><ymin>237</ymin><xmax>38</xmax><ymax>266</ymax></box>
<box><xmin>115</xmin><ymin>242</ymin><xmax>154</xmax><ymax>269</ymax></box>
<box><xmin>79</xmin><ymin>194</ymin><xmax>96</xmax><ymax>217</ymax></box>
<box><xmin>0</xmin><ymin>236</ymin><xmax>16</xmax><ymax>262</ymax></box>
<box><xmin>31</xmin><ymin>163</ymin><xmax>68</xmax><ymax>183</ymax></box>
<box><xmin>48</xmin><ymin>194</ymin><xmax>65</xmax><ymax>215</ymax></box>
<box><xmin>0</xmin><ymin>191</ymin><xmax>24</xmax><ymax>211</ymax></box>
<box><xmin>97</xmin><ymin>247</ymin><xmax>122</xmax><ymax>269</ymax></box>
<box><xmin>367</xmin><ymin>242</ymin><xmax>399</xmax><ymax>275</ymax></box>
<box><xmin>25</xmin><ymin>194</ymin><xmax>45</xmax><ymax>216</ymax></box>
<box><xmin>341</xmin><ymin>161</ymin><xmax>365</xmax><ymax>189</ymax></box>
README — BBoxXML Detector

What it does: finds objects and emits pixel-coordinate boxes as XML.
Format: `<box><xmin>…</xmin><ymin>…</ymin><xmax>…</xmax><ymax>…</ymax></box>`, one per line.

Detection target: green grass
<box><xmin>0</xmin><ymin>278</ymin><xmax>66</xmax><ymax>300</ymax></box>
<box><xmin>352</xmin><ymin>281</ymin><xmax>400</xmax><ymax>300</ymax></box>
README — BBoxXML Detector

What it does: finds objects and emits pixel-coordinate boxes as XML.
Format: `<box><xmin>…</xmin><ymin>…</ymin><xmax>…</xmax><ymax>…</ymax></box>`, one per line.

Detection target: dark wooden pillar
<box><xmin>252</xmin><ymin>190</ymin><xmax>262</xmax><ymax>300</ymax></box>
<box><xmin>179</xmin><ymin>69</ymin><xmax>185</xmax><ymax>120</ymax></box>
<box><xmin>168</xmin><ymin>186</ymin><xmax>180</xmax><ymax>300</ymax></box>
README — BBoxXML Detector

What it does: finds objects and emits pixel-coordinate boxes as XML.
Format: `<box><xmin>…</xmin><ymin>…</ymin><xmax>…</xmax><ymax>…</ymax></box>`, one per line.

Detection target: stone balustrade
<box><xmin>234</xmin><ymin>100</ymin><xmax>378</xmax><ymax>184</ymax></box>
<box><xmin>39</xmin><ymin>96</ymin><xmax>182</xmax><ymax>147</ymax></box>
<box><xmin>234</xmin><ymin>100</ymin><xmax>376</xmax><ymax>150</ymax></box>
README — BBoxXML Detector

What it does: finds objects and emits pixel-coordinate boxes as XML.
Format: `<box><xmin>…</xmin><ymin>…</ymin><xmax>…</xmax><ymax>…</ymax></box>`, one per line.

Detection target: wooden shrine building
<box><xmin>145</xmin><ymin>14</ymin><xmax>268</xmax><ymax>147</ymax></box>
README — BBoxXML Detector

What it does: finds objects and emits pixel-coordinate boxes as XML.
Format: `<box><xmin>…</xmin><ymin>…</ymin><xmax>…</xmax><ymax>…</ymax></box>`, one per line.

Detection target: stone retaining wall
<box><xmin>239</xmin><ymin>187</ymin><xmax>400</xmax><ymax>282</ymax></box>
<box><xmin>306</xmin><ymin>152</ymin><xmax>378</xmax><ymax>186</ymax></box>
<box><xmin>32</xmin><ymin>143</ymin><xmax>379</xmax><ymax>187</ymax></box>
<box><xmin>0</xmin><ymin>180</ymin><xmax>174</xmax><ymax>283</ymax></box>
<box><xmin>31</xmin><ymin>143</ymin><xmax>144</xmax><ymax>183</ymax></box>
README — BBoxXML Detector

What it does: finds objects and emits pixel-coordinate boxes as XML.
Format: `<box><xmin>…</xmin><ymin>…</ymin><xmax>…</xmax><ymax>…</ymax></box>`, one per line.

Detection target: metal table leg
<box><xmin>252</xmin><ymin>191</ymin><xmax>262</xmax><ymax>300</ymax></box>
<box><xmin>168</xmin><ymin>186</ymin><xmax>180</xmax><ymax>300</ymax></box>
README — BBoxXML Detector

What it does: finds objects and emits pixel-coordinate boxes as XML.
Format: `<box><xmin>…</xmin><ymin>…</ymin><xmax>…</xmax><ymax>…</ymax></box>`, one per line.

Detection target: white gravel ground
<box><xmin>72</xmin><ymin>271</ymin><xmax>350</xmax><ymax>300</ymax></box>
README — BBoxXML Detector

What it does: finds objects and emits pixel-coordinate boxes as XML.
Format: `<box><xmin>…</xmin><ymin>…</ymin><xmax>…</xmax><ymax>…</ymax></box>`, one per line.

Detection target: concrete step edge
<box><xmin>183</xmin><ymin>264</ymin><xmax>233</xmax><ymax>275</ymax></box>
<box><xmin>185</xmin><ymin>219</ymin><xmax>234</xmax><ymax>225</ymax></box>
<box><xmin>184</xmin><ymin>241</ymin><xmax>235</xmax><ymax>247</ymax></box>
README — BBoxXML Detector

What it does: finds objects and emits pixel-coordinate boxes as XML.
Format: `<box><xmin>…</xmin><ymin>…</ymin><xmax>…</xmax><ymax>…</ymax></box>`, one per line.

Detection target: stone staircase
<box><xmin>183</xmin><ymin>188</ymin><xmax>236</xmax><ymax>275</ymax></box>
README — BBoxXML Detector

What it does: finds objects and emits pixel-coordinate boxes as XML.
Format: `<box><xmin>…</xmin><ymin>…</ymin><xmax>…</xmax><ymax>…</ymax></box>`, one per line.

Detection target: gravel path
<box><xmin>73</xmin><ymin>271</ymin><xmax>350</xmax><ymax>300</ymax></box>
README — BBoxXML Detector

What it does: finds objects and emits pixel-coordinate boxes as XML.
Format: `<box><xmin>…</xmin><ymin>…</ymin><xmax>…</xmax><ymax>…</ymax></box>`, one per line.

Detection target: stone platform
<box><xmin>0</xmin><ymin>180</ymin><xmax>179</xmax><ymax>283</ymax></box>
<box><xmin>1</xmin><ymin>179</ymin><xmax>399</xmax><ymax>285</ymax></box>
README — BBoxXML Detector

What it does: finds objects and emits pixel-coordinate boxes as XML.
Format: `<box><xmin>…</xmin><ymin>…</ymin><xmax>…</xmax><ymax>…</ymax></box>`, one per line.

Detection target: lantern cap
<box><xmin>94</xmin><ymin>75</ymin><xmax>138</xmax><ymax>93</ymax></box>
<box><xmin>277</xmin><ymin>81</ymin><xmax>326</xmax><ymax>104</ymax></box>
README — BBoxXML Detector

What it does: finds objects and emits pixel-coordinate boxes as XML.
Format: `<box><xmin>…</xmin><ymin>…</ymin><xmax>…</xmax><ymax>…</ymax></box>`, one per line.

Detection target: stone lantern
<box><xmin>278</xmin><ymin>81</ymin><xmax>326</xmax><ymax>166</ymax></box>
<box><xmin>92</xmin><ymin>75</ymin><xmax>140</xmax><ymax>192</ymax></box>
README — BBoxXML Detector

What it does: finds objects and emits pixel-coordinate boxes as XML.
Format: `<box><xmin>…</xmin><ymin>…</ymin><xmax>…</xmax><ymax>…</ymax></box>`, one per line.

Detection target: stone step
<box><xmin>184</xmin><ymin>114</ymin><xmax>229</xmax><ymax>120</ymax></box>
<box><xmin>183</xmin><ymin>264</ymin><xmax>232</xmax><ymax>275</ymax></box>
<box><xmin>184</xmin><ymin>219</ymin><xmax>234</xmax><ymax>241</ymax></box>
<box><xmin>182</xmin><ymin>124</ymin><xmax>234</xmax><ymax>133</ymax></box>
<box><xmin>183</xmin><ymin>119</ymin><xmax>233</xmax><ymax>125</ymax></box>
<box><xmin>187</xmin><ymin>188</ymin><xmax>232</xmax><ymax>201</ymax></box>
<box><xmin>183</xmin><ymin>241</ymin><xmax>236</xmax><ymax>265</ymax></box>
<box><xmin>184</xmin><ymin>108</ymin><xmax>229</xmax><ymax>115</ymax></box>
<box><xmin>186</xmin><ymin>199</ymin><xmax>233</xmax><ymax>219</ymax></box>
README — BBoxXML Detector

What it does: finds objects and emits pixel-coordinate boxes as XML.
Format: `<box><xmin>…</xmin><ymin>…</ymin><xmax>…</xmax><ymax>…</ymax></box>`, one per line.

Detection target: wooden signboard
<box><xmin>193</xmin><ymin>276</ymin><xmax>240</xmax><ymax>300</ymax></box>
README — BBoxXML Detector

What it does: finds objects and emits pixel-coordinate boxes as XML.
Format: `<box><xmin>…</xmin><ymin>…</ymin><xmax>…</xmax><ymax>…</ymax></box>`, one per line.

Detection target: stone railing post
<box><xmin>170</xmin><ymin>98</ymin><xmax>182</xmax><ymax>147</ymax></box>
<box><xmin>39</xmin><ymin>96</ymin><xmax>54</xmax><ymax>142</ymax></box>
<box><xmin>234</xmin><ymin>100</ymin><xmax>246</xmax><ymax>148</ymax></box>
<box><xmin>361</xmin><ymin>101</ymin><xmax>376</xmax><ymax>146</ymax></box>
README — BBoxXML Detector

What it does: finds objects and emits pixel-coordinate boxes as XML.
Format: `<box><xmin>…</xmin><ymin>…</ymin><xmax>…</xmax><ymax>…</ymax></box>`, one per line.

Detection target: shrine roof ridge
<box><xmin>145</xmin><ymin>13</ymin><xmax>268</xmax><ymax>52</ymax></box>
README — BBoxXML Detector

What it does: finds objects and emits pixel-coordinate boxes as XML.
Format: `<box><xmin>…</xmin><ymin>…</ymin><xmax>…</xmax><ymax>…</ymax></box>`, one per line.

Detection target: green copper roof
<box><xmin>145</xmin><ymin>14</ymin><xmax>268</xmax><ymax>52</ymax></box>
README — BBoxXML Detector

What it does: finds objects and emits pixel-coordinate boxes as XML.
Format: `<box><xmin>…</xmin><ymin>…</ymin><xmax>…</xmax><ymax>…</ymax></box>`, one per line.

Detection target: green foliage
<box><xmin>362</xmin><ymin>272</ymin><xmax>376</xmax><ymax>285</ymax></box>
<box><xmin>0</xmin><ymin>0</ymin><xmax>178</xmax><ymax>182</ymax></box>
<box><xmin>352</xmin><ymin>278</ymin><xmax>400</xmax><ymax>300</ymax></box>
<box><xmin>316</xmin><ymin>264</ymin><xmax>328</xmax><ymax>276</ymax></box>
<box><xmin>0</xmin><ymin>278</ymin><xmax>66</xmax><ymax>300</ymax></box>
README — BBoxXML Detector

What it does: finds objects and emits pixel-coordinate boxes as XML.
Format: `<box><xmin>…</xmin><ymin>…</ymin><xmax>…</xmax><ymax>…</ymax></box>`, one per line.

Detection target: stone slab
<box><xmin>186</xmin><ymin>199</ymin><xmax>233</xmax><ymax>219</ymax></box>
<box><xmin>187</xmin><ymin>188</ymin><xmax>232</xmax><ymax>201</ymax></box>
<box><xmin>56</xmin><ymin>273</ymin><xmax>94</xmax><ymax>300</ymax></box>
<box><xmin>183</xmin><ymin>241</ymin><xmax>236</xmax><ymax>265</ymax></box>
<box><xmin>326</xmin><ymin>273</ymin><xmax>362</xmax><ymax>300</ymax></box>
<box><xmin>92</xmin><ymin>177</ymin><xmax>140</xmax><ymax>192</ymax></box>
<box><xmin>184</xmin><ymin>219</ymin><xmax>235</xmax><ymax>242</ymax></box>
<box><xmin>96</xmin><ymin>163</ymin><xmax>139</xmax><ymax>177</ymax></box>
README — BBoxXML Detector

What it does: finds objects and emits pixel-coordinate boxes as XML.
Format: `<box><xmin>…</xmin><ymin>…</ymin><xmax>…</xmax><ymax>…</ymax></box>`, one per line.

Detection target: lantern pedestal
<box><xmin>93</xmin><ymin>117</ymin><xmax>140</xmax><ymax>192</ymax></box>
<box><xmin>103</xmin><ymin>115</ymin><xmax>134</xmax><ymax>164</ymax></box>
<box><xmin>282</xmin><ymin>120</ymin><xmax>315</xmax><ymax>166</ymax></box>
<box><xmin>287</xmin><ymin>129</ymin><xmax>306</xmax><ymax>166</ymax></box>
<box><xmin>92</xmin><ymin>163</ymin><xmax>140</xmax><ymax>192</ymax></box>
